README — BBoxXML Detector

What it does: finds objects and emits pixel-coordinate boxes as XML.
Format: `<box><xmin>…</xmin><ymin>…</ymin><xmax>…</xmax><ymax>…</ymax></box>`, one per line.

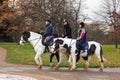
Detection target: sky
<box><xmin>83</xmin><ymin>0</ymin><xmax>102</xmax><ymax>22</ymax></box>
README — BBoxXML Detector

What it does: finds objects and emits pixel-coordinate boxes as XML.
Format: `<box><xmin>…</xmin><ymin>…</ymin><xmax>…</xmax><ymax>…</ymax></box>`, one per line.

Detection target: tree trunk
<box><xmin>115</xmin><ymin>29</ymin><xmax>118</xmax><ymax>48</ymax></box>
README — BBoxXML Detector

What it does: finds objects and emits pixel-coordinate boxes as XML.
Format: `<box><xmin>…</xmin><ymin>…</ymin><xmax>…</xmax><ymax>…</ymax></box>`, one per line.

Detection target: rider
<box><xmin>62</xmin><ymin>19</ymin><xmax>72</xmax><ymax>38</ymax></box>
<box><xmin>42</xmin><ymin>19</ymin><xmax>53</xmax><ymax>52</ymax></box>
<box><xmin>76</xmin><ymin>22</ymin><xmax>88</xmax><ymax>54</ymax></box>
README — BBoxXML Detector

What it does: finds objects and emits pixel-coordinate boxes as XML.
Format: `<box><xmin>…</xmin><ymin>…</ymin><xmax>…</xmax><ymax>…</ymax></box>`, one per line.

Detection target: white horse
<box><xmin>51</xmin><ymin>38</ymin><xmax>106</xmax><ymax>71</ymax></box>
<box><xmin>19</xmin><ymin>31</ymin><xmax>45</xmax><ymax>68</ymax></box>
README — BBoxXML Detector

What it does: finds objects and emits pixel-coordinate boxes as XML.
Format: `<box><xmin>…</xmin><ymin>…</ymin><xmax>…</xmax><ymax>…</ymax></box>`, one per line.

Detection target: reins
<box><xmin>29</xmin><ymin>36</ymin><xmax>42</xmax><ymax>48</ymax></box>
<box><xmin>29</xmin><ymin>37</ymin><xmax>42</xmax><ymax>42</ymax></box>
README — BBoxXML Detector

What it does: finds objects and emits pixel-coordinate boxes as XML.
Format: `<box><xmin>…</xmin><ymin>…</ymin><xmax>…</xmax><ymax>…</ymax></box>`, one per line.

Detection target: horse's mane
<box><xmin>29</xmin><ymin>31</ymin><xmax>42</xmax><ymax>37</ymax></box>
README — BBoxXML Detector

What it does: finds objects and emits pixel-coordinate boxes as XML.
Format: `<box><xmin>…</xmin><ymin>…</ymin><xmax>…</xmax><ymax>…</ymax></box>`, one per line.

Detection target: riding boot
<box><xmin>75</xmin><ymin>49</ymin><xmax>80</xmax><ymax>62</ymax></box>
<box><xmin>44</xmin><ymin>46</ymin><xmax>49</xmax><ymax>53</ymax></box>
<box><xmin>46</xmin><ymin>46</ymin><xmax>49</xmax><ymax>52</ymax></box>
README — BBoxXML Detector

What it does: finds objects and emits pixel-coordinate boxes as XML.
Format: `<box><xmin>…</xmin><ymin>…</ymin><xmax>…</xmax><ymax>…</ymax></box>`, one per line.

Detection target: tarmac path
<box><xmin>0</xmin><ymin>47</ymin><xmax>120</xmax><ymax>80</ymax></box>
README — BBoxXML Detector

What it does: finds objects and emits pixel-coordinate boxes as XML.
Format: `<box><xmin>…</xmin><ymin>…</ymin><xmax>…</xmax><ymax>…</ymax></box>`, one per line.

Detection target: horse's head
<box><xmin>19</xmin><ymin>31</ymin><xmax>30</xmax><ymax>45</ymax></box>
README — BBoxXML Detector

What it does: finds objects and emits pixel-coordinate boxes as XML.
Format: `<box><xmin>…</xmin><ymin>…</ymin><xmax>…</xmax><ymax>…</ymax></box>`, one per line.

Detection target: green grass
<box><xmin>0</xmin><ymin>42</ymin><xmax>120</xmax><ymax>68</ymax></box>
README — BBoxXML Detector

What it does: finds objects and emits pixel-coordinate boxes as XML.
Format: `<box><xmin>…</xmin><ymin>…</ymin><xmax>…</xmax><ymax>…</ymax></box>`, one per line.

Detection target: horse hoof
<box><xmin>54</xmin><ymin>66</ymin><xmax>59</xmax><ymax>70</ymax></box>
<box><xmin>84</xmin><ymin>68</ymin><xmax>88</xmax><ymax>71</ymax></box>
<box><xmin>99</xmin><ymin>67</ymin><xmax>103</xmax><ymax>72</ymax></box>
<box><xmin>84</xmin><ymin>67</ymin><xmax>88</xmax><ymax>71</ymax></box>
<box><xmin>50</xmin><ymin>65</ymin><xmax>55</xmax><ymax>69</ymax></box>
<box><xmin>54</xmin><ymin>64</ymin><xmax>59</xmax><ymax>70</ymax></box>
<box><xmin>99</xmin><ymin>69</ymin><xmax>103</xmax><ymax>72</ymax></box>
<box><xmin>37</xmin><ymin>65</ymin><xmax>42</xmax><ymax>69</ymax></box>
<box><xmin>68</xmin><ymin>65</ymin><xmax>72</xmax><ymax>70</ymax></box>
<box><xmin>54</xmin><ymin>67</ymin><xmax>59</xmax><ymax>70</ymax></box>
<box><xmin>70</xmin><ymin>68</ymin><xmax>75</xmax><ymax>71</ymax></box>
<box><xmin>50</xmin><ymin>66</ymin><xmax>54</xmax><ymax>69</ymax></box>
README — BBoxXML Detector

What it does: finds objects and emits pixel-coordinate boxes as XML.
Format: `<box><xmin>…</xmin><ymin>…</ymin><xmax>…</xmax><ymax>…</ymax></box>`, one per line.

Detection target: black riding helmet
<box><xmin>79</xmin><ymin>22</ymin><xmax>85</xmax><ymax>28</ymax></box>
<box><xmin>46</xmin><ymin>19</ymin><xmax>51</xmax><ymax>23</ymax></box>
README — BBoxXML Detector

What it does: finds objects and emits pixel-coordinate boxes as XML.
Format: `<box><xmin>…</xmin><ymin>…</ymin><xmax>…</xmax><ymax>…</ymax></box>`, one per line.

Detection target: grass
<box><xmin>0</xmin><ymin>42</ymin><xmax>120</xmax><ymax>68</ymax></box>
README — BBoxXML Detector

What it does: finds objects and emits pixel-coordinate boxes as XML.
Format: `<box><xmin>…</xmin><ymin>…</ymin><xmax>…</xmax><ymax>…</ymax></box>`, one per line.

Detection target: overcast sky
<box><xmin>83</xmin><ymin>0</ymin><xmax>102</xmax><ymax>22</ymax></box>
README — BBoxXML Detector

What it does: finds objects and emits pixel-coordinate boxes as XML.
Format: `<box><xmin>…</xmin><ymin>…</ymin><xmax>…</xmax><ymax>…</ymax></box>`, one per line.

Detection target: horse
<box><xmin>49</xmin><ymin>38</ymin><xmax>77</xmax><ymax>69</ymax></box>
<box><xmin>19</xmin><ymin>31</ymin><xmax>61</xmax><ymax>69</ymax></box>
<box><xmin>50</xmin><ymin>38</ymin><xmax>106</xmax><ymax>71</ymax></box>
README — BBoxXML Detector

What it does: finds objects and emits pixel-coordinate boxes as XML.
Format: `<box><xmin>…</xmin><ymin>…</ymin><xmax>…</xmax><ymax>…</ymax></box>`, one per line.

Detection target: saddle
<box><xmin>76</xmin><ymin>41</ymin><xmax>88</xmax><ymax>54</ymax></box>
<box><xmin>42</xmin><ymin>36</ymin><xmax>54</xmax><ymax>46</ymax></box>
<box><xmin>42</xmin><ymin>36</ymin><xmax>54</xmax><ymax>53</ymax></box>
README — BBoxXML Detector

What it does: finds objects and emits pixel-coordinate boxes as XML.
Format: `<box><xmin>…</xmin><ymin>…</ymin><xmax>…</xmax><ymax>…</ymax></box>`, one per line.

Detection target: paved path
<box><xmin>0</xmin><ymin>47</ymin><xmax>120</xmax><ymax>80</ymax></box>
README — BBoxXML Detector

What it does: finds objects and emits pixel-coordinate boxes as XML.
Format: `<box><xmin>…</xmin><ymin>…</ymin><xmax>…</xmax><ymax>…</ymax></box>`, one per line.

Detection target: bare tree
<box><xmin>86</xmin><ymin>22</ymin><xmax>105</xmax><ymax>43</ymax></box>
<box><xmin>12</xmin><ymin>0</ymin><xmax>86</xmax><ymax>38</ymax></box>
<box><xmin>97</xmin><ymin>0</ymin><xmax>120</xmax><ymax>48</ymax></box>
<box><xmin>0</xmin><ymin>0</ymin><xmax>87</xmax><ymax>42</ymax></box>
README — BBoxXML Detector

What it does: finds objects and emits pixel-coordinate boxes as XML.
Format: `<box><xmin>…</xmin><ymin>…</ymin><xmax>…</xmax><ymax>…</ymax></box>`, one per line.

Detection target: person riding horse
<box><xmin>42</xmin><ymin>19</ymin><xmax>54</xmax><ymax>52</ymax></box>
<box><xmin>76</xmin><ymin>22</ymin><xmax>88</xmax><ymax>54</ymax></box>
<box><xmin>62</xmin><ymin>19</ymin><xmax>72</xmax><ymax>38</ymax></box>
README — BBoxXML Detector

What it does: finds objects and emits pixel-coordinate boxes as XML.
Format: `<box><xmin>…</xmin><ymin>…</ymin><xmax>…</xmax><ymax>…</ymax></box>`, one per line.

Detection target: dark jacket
<box><xmin>43</xmin><ymin>24</ymin><xmax>53</xmax><ymax>37</ymax></box>
<box><xmin>42</xmin><ymin>24</ymin><xmax>53</xmax><ymax>46</ymax></box>
<box><xmin>63</xmin><ymin>23</ymin><xmax>72</xmax><ymax>38</ymax></box>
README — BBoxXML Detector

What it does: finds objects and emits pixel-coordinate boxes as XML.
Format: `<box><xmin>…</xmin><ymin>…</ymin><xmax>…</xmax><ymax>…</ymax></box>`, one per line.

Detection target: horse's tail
<box><xmin>100</xmin><ymin>45</ymin><xmax>107</xmax><ymax>62</ymax></box>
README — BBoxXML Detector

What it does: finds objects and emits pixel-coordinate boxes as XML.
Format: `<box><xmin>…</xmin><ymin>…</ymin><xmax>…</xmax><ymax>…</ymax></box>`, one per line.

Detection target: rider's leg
<box><xmin>75</xmin><ymin>41</ymin><xmax>81</xmax><ymax>62</ymax></box>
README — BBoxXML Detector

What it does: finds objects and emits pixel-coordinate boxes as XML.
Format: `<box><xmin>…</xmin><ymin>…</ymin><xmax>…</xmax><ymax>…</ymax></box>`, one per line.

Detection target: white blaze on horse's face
<box><xmin>19</xmin><ymin>36</ymin><xmax>25</xmax><ymax>45</ymax></box>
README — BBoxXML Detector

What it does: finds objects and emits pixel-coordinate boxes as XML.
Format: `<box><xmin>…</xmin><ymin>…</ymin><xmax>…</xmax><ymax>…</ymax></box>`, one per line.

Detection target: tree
<box><xmin>97</xmin><ymin>0</ymin><xmax>120</xmax><ymax>48</ymax></box>
<box><xmin>0</xmin><ymin>0</ymin><xmax>86</xmax><ymax>42</ymax></box>
<box><xmin>13</xmin><ymin>0</ymin><xmax>85</xmax><ymax>38</ymax></box>
<box><xmin>86</xmin><ymin>22</ymin><xmax>105</xmax><ymax>43</ymax></box>
<box><xmin>0</xmin><ymin>0</ymin><xmax>17</xmax><ymax>42</ymax></box>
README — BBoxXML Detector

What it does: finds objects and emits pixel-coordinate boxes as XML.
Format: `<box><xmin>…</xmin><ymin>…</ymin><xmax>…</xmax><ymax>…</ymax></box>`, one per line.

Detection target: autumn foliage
<box><xmin>0</xmin><ymin>0</ymin><xmax>17</xmax><ymax>42</ymax></box>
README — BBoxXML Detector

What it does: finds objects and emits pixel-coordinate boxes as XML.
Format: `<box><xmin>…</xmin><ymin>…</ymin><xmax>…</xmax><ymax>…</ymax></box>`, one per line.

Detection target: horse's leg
<box><xmin>68</xmin><ymin>55</ymin><xmax>72</xmax><ymax>70</ymax></box>
<box><xmin>83</xmin><ymin>56</ymin><xmax>91</xmax><ymax>71</ymax></box>
<box><xmin>95</xmin><ymin>46</ymin><xmax>105</xmax><ymax>72</ymax></box>
<box><xmin>50</xmin><ymin>53</ymin><xmax>55</xmax><ymax>68</ymax></box>
<box><xmin>96</xmin><ymin>53</ymin><xmax>104</xmax><ymax>72</ymax></box>
<box><xmin>55</xmin><ymin>52</ymin><xmax>64</xmax><ymax>70</ymax></box>
<box><xmin>99</xmin><ymin>62</ymin><xmax>104</xmax><ymax>72</ymax></box>
<box><xmin>70</xmin><ymin>54</ymin><xmax>76</xmax><ymax>71</ymax></box>
<box><xmin>34</xmin><ymin>52</ymin><xmax>42</xmax><ymax>69</ymax></box>
<box><xmin>55</xmin><ymin>52</ymin><xmax>59</xmax><ymax>62</ymax></box>
<box><xmin>76</xmin><ymin>49</ymin><xmax>80</xmax><ymax>62</ymax></box>
<box><xmin>49</xmin><ymin>52</ymin><xmax>59</xmax><ymax>68</ymax></box>
<box><xmin>38</xmin><ymin>54</ymin><xmax>43</xmax><ymax>69</ymax></box>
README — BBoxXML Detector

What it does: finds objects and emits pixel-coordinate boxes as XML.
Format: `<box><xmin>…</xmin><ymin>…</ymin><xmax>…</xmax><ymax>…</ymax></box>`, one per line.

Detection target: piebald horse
<box><xmin>51</xmin><ymin>38</ymin><xmax>106</xmax><ymax>71</ymax></box>
<box><xmin>19</xmin><ymin>31</ymin><xmax>60</xmax><ymax>68</ymax></box>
